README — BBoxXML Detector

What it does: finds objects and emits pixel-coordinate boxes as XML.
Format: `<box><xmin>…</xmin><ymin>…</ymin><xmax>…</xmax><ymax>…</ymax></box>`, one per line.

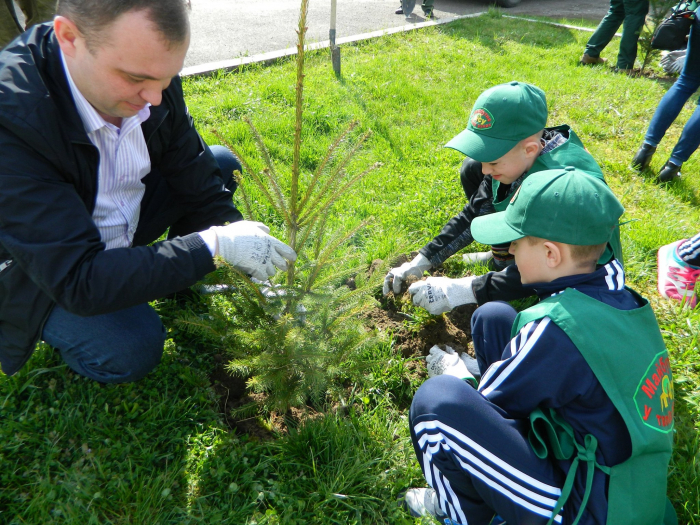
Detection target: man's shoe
<box><xmin>615</xmin><ymin>67</ymin><xmax>635</xmax><ymax>75</ymax></box>
<box><xmin>403</xmin><ymin>487</ymin><xmax>446</xmax><ymax>518</ymax></box>
<box><xmin>395</xmin><ymin>6</ymin><xmax>404</xmax><ymax>14</ymax></box>
<box><xmin>631</xmin><ymin>143</ymin><xmax>656</xmax><ymax>171</ymax></box>
<box><xmin>658</xmin><ymin>240</ymin><xmax>700</xmax><ymax>308</ymax></box>
<box><xmin>463</xmin><ymin>251</ymin><xmax>493</xmax><ymax>265</ymax></box>
<box><xmin>657</xmin><ymin>160</ymin><xmax>682</xmax><ymax>182</ymax></box>
<box><xmin>423</xmin><ymin>9</ymin><xmax>434</xmax><ymax>18</ymax></box>
<box><xmin>580</xmin><ymin>53</ymin><xmax>607</xmax><ymax>65</ymax></box>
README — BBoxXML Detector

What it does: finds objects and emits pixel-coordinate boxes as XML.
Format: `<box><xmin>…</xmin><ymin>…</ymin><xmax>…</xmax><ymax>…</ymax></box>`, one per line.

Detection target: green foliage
<box><xmin>638</xmin><ymin>0</ymin><xmax>678</xmax><ymax>71</ymax></box>
<box><xmin>196</xmin><ymin>0</ymin><xmax>383</xmax><ymax>414</ymax></box>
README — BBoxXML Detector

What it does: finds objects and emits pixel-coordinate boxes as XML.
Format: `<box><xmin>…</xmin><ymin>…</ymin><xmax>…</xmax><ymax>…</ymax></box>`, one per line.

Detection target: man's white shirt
<box><xmin>61</xmin><ymin>50</ymin><xmax>151</xmax><ymax>250</ymax></box>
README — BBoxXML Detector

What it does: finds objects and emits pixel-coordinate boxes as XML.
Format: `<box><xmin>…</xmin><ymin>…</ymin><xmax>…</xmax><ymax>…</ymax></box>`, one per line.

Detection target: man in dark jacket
<box><xmin>0</xmin><ymin>0</ymin><xmax>296</xmax><ymax>383</ymax></box>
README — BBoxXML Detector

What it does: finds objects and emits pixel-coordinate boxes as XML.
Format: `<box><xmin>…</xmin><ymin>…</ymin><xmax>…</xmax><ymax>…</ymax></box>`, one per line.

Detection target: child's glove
<box><xmin>408</xmin><ymin>276</ymin><xmax>476</xmax><ymax>314</ymax></box>
<box><xmin>209</xmin><ymin>221</ymin><xmax>297</xmax><ymax>281</ymax></box>
<box><xmin>425</xmin><ymin>345</ymin><xmax>477</xmax><ymax>387</ymax></box>
<box><xmin>383</xmin><ymin>253</ymin><xmax>432</xmax><ymax>295</ymax></box>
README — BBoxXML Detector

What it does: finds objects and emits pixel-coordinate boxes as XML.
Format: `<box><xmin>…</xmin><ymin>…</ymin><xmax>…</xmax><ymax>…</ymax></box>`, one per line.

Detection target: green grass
<box><xmin>2</xmin><ymin>12</ymin><xmax>700</xmax><ymax>524</ymax></box>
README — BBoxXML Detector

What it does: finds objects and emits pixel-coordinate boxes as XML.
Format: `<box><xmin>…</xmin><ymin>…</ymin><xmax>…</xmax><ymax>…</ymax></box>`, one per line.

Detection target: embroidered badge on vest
<box><xmin>470</xmin><ymin>108</ymin><xmax>494</xmax><ymax>130</ymax></box>
<box><xmin>634</xmin><ymin>351</ymin><xmax>674</xmax><ymax>432</ymax></box>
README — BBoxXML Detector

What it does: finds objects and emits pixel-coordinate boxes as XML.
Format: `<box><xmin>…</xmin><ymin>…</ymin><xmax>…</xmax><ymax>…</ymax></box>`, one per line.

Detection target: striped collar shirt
<box><xmin>61</xmin><ymin>50</ymin><xmax>152</xmax><ymax>250</ymax></box>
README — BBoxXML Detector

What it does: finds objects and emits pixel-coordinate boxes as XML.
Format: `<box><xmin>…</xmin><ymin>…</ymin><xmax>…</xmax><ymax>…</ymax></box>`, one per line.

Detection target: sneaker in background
<box><xmin>658</xmin><ymin>240</ymin><xmax>700</xmax><ymax>308</ymax></box>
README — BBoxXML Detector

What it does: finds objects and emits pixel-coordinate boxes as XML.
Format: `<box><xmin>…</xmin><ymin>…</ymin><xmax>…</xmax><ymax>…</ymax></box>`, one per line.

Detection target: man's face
<box><xmin>479</xmin><ymin>140</ymin><xmax>537</xmax><ymax>186</ymax></box>
<box><xmin>61</xmin><ymin>10</ymin><xmax>189</xmax><ymax>125</ymax></box>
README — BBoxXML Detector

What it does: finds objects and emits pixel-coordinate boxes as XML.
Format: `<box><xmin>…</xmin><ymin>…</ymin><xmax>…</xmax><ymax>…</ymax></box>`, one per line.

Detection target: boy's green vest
<box><xmin>511</xmin><ymin>289</ymin><xmax>675</xmax><ymax>525</ymax></box>
<box><xmin>491</xmin><ymin>125</ymin><xmax>623</xmax><ymax>266</ymax></box>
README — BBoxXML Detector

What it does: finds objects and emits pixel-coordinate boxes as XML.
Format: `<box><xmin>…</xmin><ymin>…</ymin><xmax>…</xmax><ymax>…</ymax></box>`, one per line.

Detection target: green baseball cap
<box><xmin>471</xmin><ymin>167</ymin><xmax>624</xmax><ymax>246</ymax></box>
<box><xmin>445</xmin><ymin>81</ymin><xmax>548</xmax><ymax>162</ymax></box>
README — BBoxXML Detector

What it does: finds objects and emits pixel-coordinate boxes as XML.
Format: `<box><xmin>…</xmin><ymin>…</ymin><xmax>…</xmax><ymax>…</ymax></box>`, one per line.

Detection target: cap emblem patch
<box><xmin>470</xmin><ymin>108</ymin><xmax>494</xmax><ymax>130</ymax></box>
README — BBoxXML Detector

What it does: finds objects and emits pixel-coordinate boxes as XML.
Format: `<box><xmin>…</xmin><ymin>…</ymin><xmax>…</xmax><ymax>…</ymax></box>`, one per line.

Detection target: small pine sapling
<box><xmin>191</xmin><ymin>0</ymin><xmax>383</xmax><ymax>415</ymax></box>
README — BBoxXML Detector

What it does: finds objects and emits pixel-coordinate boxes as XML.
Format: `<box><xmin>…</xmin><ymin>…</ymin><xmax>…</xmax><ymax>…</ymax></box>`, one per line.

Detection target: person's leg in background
<box><xmin>582</xmin><ymin>0</ymin><xmax>625</xmax><ymax>64</ymax></box>
<box><xmin>637</xmin><ymin>20</ymin><xmax>700</xmax><ymax>179</ymax></box>
<box><xmin>616</xmin><ymin>0</ymin><xmax>649</xmax><ymax>70</ymax></box>
<box><xmin>421</xmin><ymin>0</ymin><xmax>434</xmax><ymax>17</ymax></box>
<box><xmin>133</xmin><ymin>144</ymin><xmax>242</xmax><ymax>246</ymax></box>
<box><xmin>17</xmin><ymin>0</ymin><xmax>56</xmax><ymax>28</ymax></box>
<box><xmin>0</xmin><ymin>0</ymin><xmax>22</xmax><ymax>49</ymax></box>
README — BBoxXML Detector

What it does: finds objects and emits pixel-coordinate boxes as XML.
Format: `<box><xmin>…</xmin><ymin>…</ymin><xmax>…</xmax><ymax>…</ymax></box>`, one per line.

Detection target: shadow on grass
<box><xmin>441</xmin><ymin>12</ymin><xmax>579</xmax><ymax>51</ymax></box>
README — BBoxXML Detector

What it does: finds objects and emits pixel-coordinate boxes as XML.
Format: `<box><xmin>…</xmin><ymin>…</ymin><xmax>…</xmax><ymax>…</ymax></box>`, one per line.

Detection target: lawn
<box><xmin>2</xmin><ymin>10</ymin><xmax>700</xmax><ymax>525</ymax></box>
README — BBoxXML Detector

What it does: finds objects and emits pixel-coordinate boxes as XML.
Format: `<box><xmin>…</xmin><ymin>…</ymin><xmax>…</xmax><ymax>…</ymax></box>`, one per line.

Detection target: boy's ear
<box><xmin>523</xmin><ymin>138</ymin><xmax>541</xmax><ymax>157</ymax></box>
<box><xmin>543</xmin><ymin>241</ymin><xmax>562</xmax><ymax>268</ymax></box>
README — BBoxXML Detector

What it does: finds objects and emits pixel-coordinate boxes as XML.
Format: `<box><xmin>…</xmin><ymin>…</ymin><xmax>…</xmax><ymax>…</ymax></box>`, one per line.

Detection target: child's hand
<box><xmin>383</xmin><ymin>253</ymin><xmax>432</xmax><ymax>295</ymax></box>
<box><xmin>426</xmin><ymin>345</ymin><xmax>477</xmax><ymax>387</ymax></box>
<box><xmin>409</xmin><ymin>276</ymin><xmax>476</xmax><ymax>314</ymax></box>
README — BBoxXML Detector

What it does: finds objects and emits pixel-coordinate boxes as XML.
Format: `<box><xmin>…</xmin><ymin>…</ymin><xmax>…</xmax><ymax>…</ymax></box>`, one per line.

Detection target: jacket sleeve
<box><xmin>418</xmin><ymin>175</ymin><xmax>495</xmax><ymax>267</ymax></box>
<box><xmin>472</xmin><ymin>265</ymin><xmax>536</xmax><ymax>305</ymax></box>
<box><xmin>0</xmin><ymin>133</ymin><xmax>216</xmax><ymax>317</ymax></box>
<box><xmin>148</xmin><ymin>76</ymin><xmax>243</xmax><ymax>235</ymax></box>
<box><xmin>477</xmin><ymin>317</ymin><xmax>597</xmax><ymax>417</ymax></box>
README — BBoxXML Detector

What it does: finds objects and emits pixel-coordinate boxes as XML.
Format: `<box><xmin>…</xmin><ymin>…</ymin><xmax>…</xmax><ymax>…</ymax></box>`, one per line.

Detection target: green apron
<box><xmin>512</xmin><ymin>289</ymin><xmax>675</xmax><ymax>525</ymax></box>
<box><xmin>491</xmin><ymin>125</ymin><xmax>623</xmax><ymax>266</ymax></box>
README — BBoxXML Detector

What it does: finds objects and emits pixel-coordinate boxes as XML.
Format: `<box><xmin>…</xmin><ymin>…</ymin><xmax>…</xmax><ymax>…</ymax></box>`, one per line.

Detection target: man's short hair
<box><xmin>56</xmin><ymin>0</ymin><xmax>191</xmax><ymax>49</ymax></box>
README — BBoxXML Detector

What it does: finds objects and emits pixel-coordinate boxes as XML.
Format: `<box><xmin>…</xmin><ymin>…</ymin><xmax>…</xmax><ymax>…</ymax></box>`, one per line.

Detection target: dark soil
<box><xmin>365</xmin><ymin>301</ymin><xmax>477</xmax><ymax>358</ymax></box>
<box><xmin>208</xmin><ymin>255</ymin><xmax>479</xmax><ymax>435</ymax></box>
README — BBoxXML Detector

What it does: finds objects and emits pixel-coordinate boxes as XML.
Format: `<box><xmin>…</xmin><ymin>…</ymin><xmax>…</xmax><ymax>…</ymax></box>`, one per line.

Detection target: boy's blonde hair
<box><xmin>526</xmin><ymin>236</ymin><xmax>607</xmax><ymax>268</ymax></box>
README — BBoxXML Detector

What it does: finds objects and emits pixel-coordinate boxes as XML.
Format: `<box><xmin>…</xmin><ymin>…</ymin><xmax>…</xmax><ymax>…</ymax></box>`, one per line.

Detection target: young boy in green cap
<box><xmin>383</xmin><ymin>81</ymin><xmax>623</xmax><ymax>315</ymax></box>
<box><xmin>404</xmin><ymin>168</ymin><xmax>674</xmax><ymax>525</ymax></box>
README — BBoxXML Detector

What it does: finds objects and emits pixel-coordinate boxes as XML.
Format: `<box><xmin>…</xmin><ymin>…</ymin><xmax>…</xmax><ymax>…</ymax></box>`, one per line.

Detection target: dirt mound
<box><xmin>365</xmin><ymin>302</ymin><xmax>477</xmax><ymax>358</ymax></box>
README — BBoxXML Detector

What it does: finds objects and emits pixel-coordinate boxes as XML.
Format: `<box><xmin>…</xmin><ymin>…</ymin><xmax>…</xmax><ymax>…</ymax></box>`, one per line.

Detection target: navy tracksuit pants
<box><xmin>409</xmin><ymin>302</ymin><xmax>566</xmax><ymax>525</ymax></box>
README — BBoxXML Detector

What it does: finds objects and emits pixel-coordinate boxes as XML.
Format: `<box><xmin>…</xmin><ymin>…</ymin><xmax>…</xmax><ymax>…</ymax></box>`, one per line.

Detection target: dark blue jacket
<box><xmin>478</xmin><ymin>260</ymin><xmax>640</xmax><ymax>525</ymax></box>
<box><xmin>0</xmin><ymin>24</ymin><xmax>242</xmax><ymax>375</ymax></box>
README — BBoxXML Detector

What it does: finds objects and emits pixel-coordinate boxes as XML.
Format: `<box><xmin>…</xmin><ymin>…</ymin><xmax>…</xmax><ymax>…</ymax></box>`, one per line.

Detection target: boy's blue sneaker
<box><xmin>490</xmin><ymin>515</ymin><xmax>507</xmax><ymax>525</ymax></box>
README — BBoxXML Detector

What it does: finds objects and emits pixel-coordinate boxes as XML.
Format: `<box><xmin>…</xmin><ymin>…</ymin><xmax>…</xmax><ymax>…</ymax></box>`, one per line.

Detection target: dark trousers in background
<box><xmin>41</xmin><ymin>146</ymin><xmax>241</xmax><ymax>384</ymax></box>
<box><xmin>1</xmin><ymin>0</ymin><xmax>55</xmax><ymax>48</ymax></box>
<box><xmin>583</xmin><ymin>0</ymin><xmax>650</xmax><ymax>69</ymax></box>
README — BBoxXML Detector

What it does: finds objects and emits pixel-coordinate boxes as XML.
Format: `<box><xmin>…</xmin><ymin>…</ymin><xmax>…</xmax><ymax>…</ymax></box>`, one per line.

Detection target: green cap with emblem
<box><xmin>470</xmin><ymin>167</ymin><xmax>624</xmax><ymax>245</ymax></box>
<box><xmin>445</xmin><ymin>81</ymin><xmax>548</xmax><ymax>162</ymax></box>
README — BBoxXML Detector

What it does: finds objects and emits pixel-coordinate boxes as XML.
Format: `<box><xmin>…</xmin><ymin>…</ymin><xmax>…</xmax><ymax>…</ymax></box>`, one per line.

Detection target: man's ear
<box><xmin>54</xmin><ymin>16</ymin><xmax>82</xmax><ymax>58</ymax></box>
<box><xmin>543</xmin><ymin>241</ymin><xmax>562</xmax><ymax>268</ymax></box>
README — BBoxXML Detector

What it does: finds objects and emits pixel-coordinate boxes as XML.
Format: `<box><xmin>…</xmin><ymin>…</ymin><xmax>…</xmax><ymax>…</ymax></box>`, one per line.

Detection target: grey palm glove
<box><xmin>425</xmin><ymin>345</ymin><xmax>477</xmax><ymax>387</ymax></box>
<box><xmin>210</xmin><ymin>221</ymin><xmax>297</xmax><ymax>281</ymax></box>
<box><xmin>660</xmin><ymin>50</ymin><xmax>686</xmax><ymax>74</ymax></box>
<box><xmin>383</xmin><ymin>253</ymin><xmax>432</xmax><ymax>295</ymax></box>
<box><xmin>408</xmin><ymin>275</ymin><xmax>476</xmax><ymax>315</ymax></box>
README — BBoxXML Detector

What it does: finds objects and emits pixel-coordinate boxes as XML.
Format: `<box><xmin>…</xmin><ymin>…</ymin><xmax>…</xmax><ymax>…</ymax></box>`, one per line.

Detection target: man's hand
<box><xmin>408</xmin><ymin>276</ymin><xmax>476</xmax><ymax>315</ymax></box>
<box><xmin>425</xmin><ymin>345</ymin><xmax>477</xmax><ymax>387</ymax></box>
<box><xmin>211</xmin><ymin>221</ymin><xmax>297</xmax><ymax>281</ymax></box>
<box><xmin>383</xmin><ymin>253</ymin><xmax>432</xmax><ymax>295</ymax></box>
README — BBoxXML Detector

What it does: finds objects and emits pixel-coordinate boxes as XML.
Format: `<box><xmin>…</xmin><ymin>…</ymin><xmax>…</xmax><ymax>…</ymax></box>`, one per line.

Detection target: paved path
<box><xmin>186</xmin><ymin>0</ymin><xmax>610</xmax><ymax>68</ymax></box>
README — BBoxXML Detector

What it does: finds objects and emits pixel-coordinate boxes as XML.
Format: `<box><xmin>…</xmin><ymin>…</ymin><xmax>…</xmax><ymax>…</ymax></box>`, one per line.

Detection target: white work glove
<box><xmin>425</xmin><ymin>345</ymin><xmax>477</xmax><ymax>387</ymax></box>
<box><xmin>210</xmin><ymin>221</ymin><xmax>297</xmax><ymax>281</ymax></box>
<box><xmin>660</xmin><ymin>50</ymin><xmax>686</xmax><ymax>74</ymax></box>
<box><xmin>383</xmin><ymin>253</ymin><xmax>432</xmax><ymax>295</ymax></box>
<box><xmin>408</xmin><ymin>276</ymin><xmax>476</xmax><ymax>315</ymax></box>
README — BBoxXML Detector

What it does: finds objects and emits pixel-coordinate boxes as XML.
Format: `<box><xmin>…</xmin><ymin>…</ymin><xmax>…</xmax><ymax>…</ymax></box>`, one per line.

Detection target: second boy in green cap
<box><xmin>383</xmin><ymin>81</ymin><xmax>623</xmax><ymax>315</ymax></box>
<box><xmin>404</xmin><ymin>167</ymin><xmax>674</xmax><ymax>525</ymax></box>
